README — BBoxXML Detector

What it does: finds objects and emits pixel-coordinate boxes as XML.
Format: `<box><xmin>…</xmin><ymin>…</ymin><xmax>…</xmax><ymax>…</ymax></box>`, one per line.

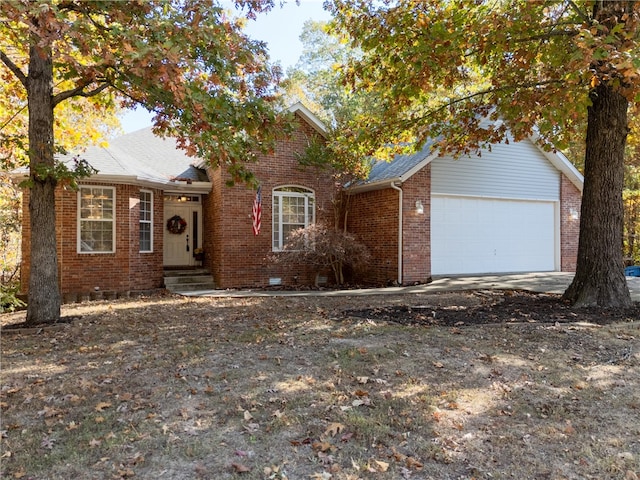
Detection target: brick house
<box><xmin>19</xmin><ymin>103</ymin><xmax>583</xmax><ymax>298</ymax></box>
<box><xmin>20</xmin><ymin>103</ymin><xmax>334</xmax><ymax>299</ymax></box>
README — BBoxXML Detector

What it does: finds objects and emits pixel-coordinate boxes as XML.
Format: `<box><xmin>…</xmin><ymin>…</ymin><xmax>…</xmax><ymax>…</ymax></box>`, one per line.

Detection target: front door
<box><xmin>163</xmin><ymin>195</ymin><xmax>203</xmax><ymax>267</ymax></box>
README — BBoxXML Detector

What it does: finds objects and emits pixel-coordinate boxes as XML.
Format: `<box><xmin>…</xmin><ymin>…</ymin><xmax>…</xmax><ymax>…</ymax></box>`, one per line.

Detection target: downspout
<box><xmin>390</xmin><ymin>182</ymin><xmax>403</xmax><ymax>285</ymax></box>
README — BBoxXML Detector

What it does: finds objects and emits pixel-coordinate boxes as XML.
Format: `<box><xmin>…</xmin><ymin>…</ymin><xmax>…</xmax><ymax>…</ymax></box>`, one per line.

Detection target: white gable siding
<box><xmin>431</xmin><ymin>138</ymin><xmax>560</xmax><ymax>201</ymax></box>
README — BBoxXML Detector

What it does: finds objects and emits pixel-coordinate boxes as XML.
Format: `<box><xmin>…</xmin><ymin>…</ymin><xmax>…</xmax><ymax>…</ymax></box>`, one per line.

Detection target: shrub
<box><xmin>1</xmin><ymin>281</ymin><xmax>25</xmax><ymax>313</ymax></box>
<box><xmin>273</xmin><ymin>223</ymin><xmax>370</xmax><ymax>285</ymax></box>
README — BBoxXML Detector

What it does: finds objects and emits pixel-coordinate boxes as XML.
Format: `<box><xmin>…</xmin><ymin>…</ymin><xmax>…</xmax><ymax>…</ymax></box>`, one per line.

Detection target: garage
<box><xmin>429</xmin><ymin>138</ymin><xmax>562</xmax><ymax>276</ymax></box>
<box><xmin>347</xmin><ymin>129</ymin><xmax>583</xmax><ymax>285</ymax></box>
<box><xmin>431</xmin><ymin>195</ymin><xmax>557</xmax><ymax>275</ymax></box>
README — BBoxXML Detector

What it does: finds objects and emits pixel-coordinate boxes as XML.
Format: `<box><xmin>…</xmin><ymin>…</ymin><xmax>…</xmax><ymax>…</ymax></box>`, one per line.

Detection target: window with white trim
<box><xmin>139</xmin><ymin>190</ymin><xmax>153</xmax><ymax>252</ymax></box>
<box><xmin>272</xmin><ymin>186</ymin><xmax>315</xmax><ymax>251</ymax></box>
<box><xmin>78</xmin><ymin>186</ymin><xmax>115</xmax><ymax>253</ymax></box>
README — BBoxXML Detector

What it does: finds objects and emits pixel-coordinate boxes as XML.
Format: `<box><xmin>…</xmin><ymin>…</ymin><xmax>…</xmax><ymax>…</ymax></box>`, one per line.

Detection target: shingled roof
<box><xmin>59</xmin><ymin>127</ymin><xmax>209</xmax><ymax>188</ymax></box>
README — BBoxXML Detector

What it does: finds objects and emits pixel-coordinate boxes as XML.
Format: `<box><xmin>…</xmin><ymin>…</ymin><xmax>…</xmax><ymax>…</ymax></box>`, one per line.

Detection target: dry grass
<box><xmin>1</xmin><ymin>291</ymin><xmax>639</xmax><ymax>480</ymax></box>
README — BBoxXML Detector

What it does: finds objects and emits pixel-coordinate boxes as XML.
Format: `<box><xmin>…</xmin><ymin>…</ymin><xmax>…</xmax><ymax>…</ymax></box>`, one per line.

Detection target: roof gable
<box><xmin>351</xmin><ymin>134</ymin><xmax>583</xmax><ymax>193</ymax></box>
<box><xmin>288</xmin><ymin>102</ymin><xmax>327</xmax><ymax>137</ymax></box>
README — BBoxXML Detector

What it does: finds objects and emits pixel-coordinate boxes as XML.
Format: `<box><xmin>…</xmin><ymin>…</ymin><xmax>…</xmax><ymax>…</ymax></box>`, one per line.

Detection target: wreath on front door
<box><xmin>167</xmin><ymin>215</ymin><xmax>187</xmax><ymax>234</ymax></box>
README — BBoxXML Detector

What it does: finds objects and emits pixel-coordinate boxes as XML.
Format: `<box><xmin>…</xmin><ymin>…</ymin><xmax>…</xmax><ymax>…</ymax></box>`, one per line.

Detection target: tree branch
<box><xmin>0</xmin><ymin>103</ymin><xmax>27</xmax><ymax>132</ymax></box>
<box><xmin>0</xmin><ymin>49</ymin><xmax>28</xmax><ymax>88</ymax></box>
<box><xmin>566</xmin><ymin>0</ymin><xmax>592</xmax><ymax>24</ymax></box>
<box><xmin>52</xmin><ymin>81</ymin><xmax>110</xmax><ymax>106</ymax></box>
<box><xmin>513</xmin><ymin>28</ymin><xmax>580</xmax><ymax>43</ymax></box>
<box><xmin>430</xmin><ymin>79</ymin><xmax>565</xmax><ymax>115</ymax></box>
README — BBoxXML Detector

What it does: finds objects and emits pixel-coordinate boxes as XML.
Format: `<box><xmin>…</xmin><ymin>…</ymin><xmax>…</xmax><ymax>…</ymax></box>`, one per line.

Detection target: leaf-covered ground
<box><xmin>1</xmin><ymin>290</ymin><xmax>639</xmax><ymax>480</ymax></box>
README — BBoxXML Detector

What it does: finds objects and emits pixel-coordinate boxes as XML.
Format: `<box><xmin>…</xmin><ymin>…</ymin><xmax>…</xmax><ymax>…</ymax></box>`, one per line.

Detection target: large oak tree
<box><xmin>328</xmin><ymin>0</ymin><xmax>640</xmax><ymax>308</ymax></box>
<box><xmin>1</xmin><ymin>0</ymin><xmax>287</xmax><ymax>325</ymax></box>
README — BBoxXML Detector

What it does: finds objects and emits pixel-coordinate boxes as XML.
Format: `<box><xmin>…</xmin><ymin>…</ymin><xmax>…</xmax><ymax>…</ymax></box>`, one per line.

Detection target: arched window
<box><xmin>272</xmin><ymin>186</ymin><xmax>315</xmax><ymax>251</ymax></box>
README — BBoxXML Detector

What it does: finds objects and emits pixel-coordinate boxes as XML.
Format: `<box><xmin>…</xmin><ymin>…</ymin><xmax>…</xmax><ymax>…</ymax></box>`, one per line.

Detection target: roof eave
<box><xmin>528</xmin><ymin>133</ymin><xmax>584</xmax><ymax>193</ymax></box>
<box><xmin>288</xmin><ymin>102</ymin><xmax>328</xmax><ymax>137</ymax></box>
<box><xmin>346</xmin><ymin>177</ymin><xmax>402</xmax><ymax>194</ymax></box>
<box><xmin>83</xmin><ymin>174</ymin><xmax>212</xmax><ymax>193</ymax></box>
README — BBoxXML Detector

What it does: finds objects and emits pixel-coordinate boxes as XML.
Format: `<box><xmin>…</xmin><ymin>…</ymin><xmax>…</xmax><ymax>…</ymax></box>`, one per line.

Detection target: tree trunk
<box><xmin>563</xmin><ymin>83</ymin><xmax>632</xmax><ymax>308</ymax></box>
<box><xmin>25</xmin><ymin>39</ymin><xmax>61</xmax><ymax>325</ymax></box>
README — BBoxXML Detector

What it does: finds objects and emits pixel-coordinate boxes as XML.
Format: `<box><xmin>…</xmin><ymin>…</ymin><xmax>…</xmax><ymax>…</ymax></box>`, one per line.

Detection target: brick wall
<box><xmin>347</xmin><ymin>165</ymin><xmax>432</xmax><ymax>286</ymax></box>
<box><xmin>399</xmin><ymin>166</ymin><xmax>431</xmax><ymax>283</ymax></box>
<box><xmin>560</xmin><ymin>176</ymin><xmax>581</xmax><ymax>272</ymax></box>
<box><xmin>203</xmin><ymin>113</ymin><xmax>336</xmax><ymax>288</ymax></box>
<box><xmin>347</xmin><ymin>188</ymin><xmax>400</xmax><ymax>286</ymax></box>
<box><xmin>21</xmin><ymin>182</ymin><xmax>164</xmax><ymax>299</ymax></box>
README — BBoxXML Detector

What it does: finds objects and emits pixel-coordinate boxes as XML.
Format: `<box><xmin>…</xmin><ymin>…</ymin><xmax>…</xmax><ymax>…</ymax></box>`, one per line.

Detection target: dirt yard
<box><xmin>1</xmin><ymin>290</ymin><xmax>639</xmax><ymax>480</ymax></box>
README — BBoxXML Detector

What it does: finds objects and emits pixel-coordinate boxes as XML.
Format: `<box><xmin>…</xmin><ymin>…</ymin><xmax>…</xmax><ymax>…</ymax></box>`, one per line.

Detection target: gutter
<box><xmin>390</xmin><ymin>182</ymin><xmax>403</xmax><ymax>285</ymax></box>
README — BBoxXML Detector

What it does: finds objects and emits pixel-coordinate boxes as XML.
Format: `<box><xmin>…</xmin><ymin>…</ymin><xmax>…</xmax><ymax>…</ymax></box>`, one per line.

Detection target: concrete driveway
<box><xmin>184</xmin><ymin>272</ymin><xmax>640</xmax><ymax>301</ymax></box>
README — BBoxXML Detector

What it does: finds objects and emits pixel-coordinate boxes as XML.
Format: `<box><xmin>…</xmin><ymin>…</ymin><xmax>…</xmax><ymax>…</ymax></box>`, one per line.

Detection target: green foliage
<box><xmin>623</xmin><ymin>188</ymin><xmax>640</xmax><ymax>263</ymax></box>
<box><xmin>285</xmin><ymin>20</ymin><xmax>377</xmax><ymax>181</ymax></box>
<box><xmin>327</xmin><ymin>0</ymin><xmax>640</xmax><ymax>157</ymax></box>
<box><xmin>1</xmin><ymin>282</ymin><xmax>26</xmax><ymax>313</ymax></box>
<box><xmin>19</xmin><ymin>158</ymin><xmax>98</xmax><ymax>189</ymax></box>
<box><xmin>0</xmin><ymin>173</ymin><xmax>22</xmax><ymax>311</ymax></box>
<box><xmin>1</xmin><ymin>0</ymin><xmax>288</xmax><ymax>180</ymax></box>
<box><xmin>1</xmin><ymin>0</ymin><xmax>287</xmax><ymax>323</ymax></box>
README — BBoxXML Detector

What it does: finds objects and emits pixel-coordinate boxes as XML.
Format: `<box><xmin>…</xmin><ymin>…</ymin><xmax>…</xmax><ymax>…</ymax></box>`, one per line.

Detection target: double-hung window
<box><xmin>272</xmin><ymin>186</ymin><xmax>315</xmax><ymax>251</ymax></box>
<box><xmin>139</xmin><ymin>190</ymin><xmax>153</xmax><ymax>252</ymax></box>
<box><xmin>78</xmin><ymin>186</ymin><xmax>115</xmax><ymax>253</ymax></box>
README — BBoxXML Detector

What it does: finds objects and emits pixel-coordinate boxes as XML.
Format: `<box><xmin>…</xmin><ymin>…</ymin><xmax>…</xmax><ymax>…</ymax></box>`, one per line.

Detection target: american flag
<box><xmin>252</xmin><ymin>185</ymin><xmax>262</xmax><ymax>236</ymax></box>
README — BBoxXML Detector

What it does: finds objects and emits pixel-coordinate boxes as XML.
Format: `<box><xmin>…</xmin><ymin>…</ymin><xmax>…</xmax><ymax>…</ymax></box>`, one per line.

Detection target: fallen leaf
<box><xmin>116</xmin><ymin>467</ymin><xmax>135</xmax><ymax>477</ymax></box>
<box><xmin>243</xmin><ymin>410</ymin><xmax>253</xmax><ymax>421</ymax></box>
<box><xmin>13</xmin><ymin>469</ymin><xmax>26</xmax><ymax>479</ymax></box>
<box><xmin>66</xmin><ymin>421</ymin><xmax>79</xmax><ymax>431</ymax></box>
<box><xmin>564</xmin><ymin>421</ymin><xmax>575</xmax><ymax>435</ymax></box>
<box><xmin>231</xmin><ymin>462</ymin><xmax>251</xmax><ymax>473</ymax></box>
<box><xmin>95</xmin><ymin>401</ymin><xmax>112</xmax><ymax>412</ymax></box>
<box><xmin>356</xmin><ymin>376</ymin><xmax>369</xmax><ymax>384</ymax></box>
<box><xmin>243</xmin><ymin>423</ymin><xmax>260</xmax><ymax>433</ymax></box>
<box><xmin>312</xmin><ymin>441</ymin><xmax>333</xmax><ymax>452</ymax></box>
<box><xmin>374</xmin><ymin>460</ymin><xmax>389</xmax><ymax>472</ymax></box>
<box><xmin>324</xmin><ymin>422</ymin><xmax>345</xmax><ymax>437</ymax></box>
<box><xmin>89</xmin><ymin>438</ymin><xmax>102</xmax><ymax>447</ymax></box>
<box><xmin>340</xmin><ymin>431</ymin><xmax>354</xmax><ymax>442</ymax></box>
<box><xmin>310</xmin><ymin>472</ymin><xmax>332</xmax><ymax>480</ymax></box>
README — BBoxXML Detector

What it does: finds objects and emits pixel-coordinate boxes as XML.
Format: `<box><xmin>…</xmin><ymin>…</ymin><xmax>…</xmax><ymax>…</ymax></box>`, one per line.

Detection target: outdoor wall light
<box><xmin>569</xmin><ymin>208</ymin><xmax>579</xmax><ymax>220</ymax></box>
<box><xmin>415</xmin><ymin>200</ymin><xmax>424</xmax><ymax>215</ymax></box>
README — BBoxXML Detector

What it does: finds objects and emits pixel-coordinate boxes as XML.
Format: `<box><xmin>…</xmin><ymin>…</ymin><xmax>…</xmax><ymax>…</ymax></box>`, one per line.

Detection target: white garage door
<box><xmin>431</xmin><ymin>196</ymin><xmax>557</xmax><ymax>275</ymax></box>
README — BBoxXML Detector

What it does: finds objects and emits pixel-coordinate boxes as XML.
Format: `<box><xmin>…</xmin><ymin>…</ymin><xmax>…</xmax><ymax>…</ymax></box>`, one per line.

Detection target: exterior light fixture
<box><xmin>569</xmin><ymin>208</ymin><xmax>579</xmax><ymax>220</ymax></box>
<box><xmin>415</xmin><ymin>200</ymin><xmax>424</xmax><ymax>215</ymax></box>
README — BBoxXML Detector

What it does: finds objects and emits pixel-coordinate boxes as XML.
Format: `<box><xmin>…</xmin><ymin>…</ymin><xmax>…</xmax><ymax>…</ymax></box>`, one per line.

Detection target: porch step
<box><xmin>164</xmin><ymin>269</ymin><xmax>216</xmax><ymax>293</ymax></box>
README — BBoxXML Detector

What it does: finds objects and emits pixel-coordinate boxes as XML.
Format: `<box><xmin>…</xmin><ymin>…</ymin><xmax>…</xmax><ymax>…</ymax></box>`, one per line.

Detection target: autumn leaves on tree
<box><xmin>1</xmin><ymin>0</ymin><xmax>287</xmax><ymax>325</ymax></box>
<box><xmin>329</xmin><ymin>0</ymin><xmax>640</xmax><ymax>307</ymax></box>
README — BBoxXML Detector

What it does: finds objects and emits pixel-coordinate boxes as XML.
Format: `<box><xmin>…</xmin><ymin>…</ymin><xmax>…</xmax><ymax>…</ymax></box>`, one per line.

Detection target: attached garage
<box><xmin>347</xmin><ymin>130</ymin><xmax>583</xmax><ymax>285</ymax></box>
<box><xmin>430</xmin><ymin>138</ymin><xmax>562</xmax><ymax>276</ymax></box>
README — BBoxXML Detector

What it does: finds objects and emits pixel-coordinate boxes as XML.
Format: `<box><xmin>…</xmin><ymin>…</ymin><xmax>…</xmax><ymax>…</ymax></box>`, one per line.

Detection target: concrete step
<box><xmin>164</xmin><ymin>269</ymin><xmax>215</xmax><ymax>293</ymax></box>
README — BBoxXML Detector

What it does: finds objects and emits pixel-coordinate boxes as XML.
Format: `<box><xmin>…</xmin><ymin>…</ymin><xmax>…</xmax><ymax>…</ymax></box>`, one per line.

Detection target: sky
<box><xmin>119</xmin><ymin>0</ymin><xmax>331</xmax><ymax>133</ymax></box>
